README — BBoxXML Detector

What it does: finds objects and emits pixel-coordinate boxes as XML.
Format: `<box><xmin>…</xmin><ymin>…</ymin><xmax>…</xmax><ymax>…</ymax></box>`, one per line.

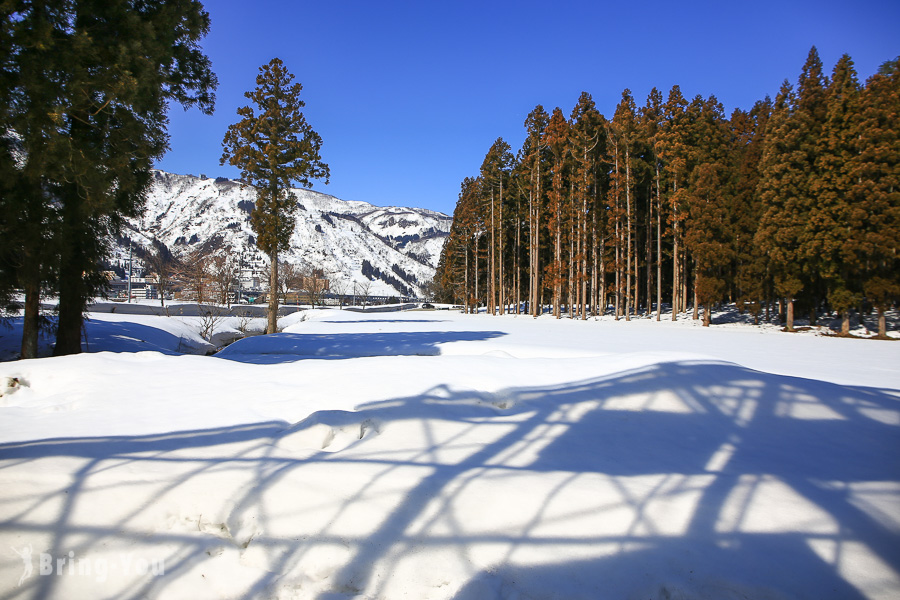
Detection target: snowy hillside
<box><xmin>1</xmin><ymin>310</ymin><xmax>898</xmax><ymax>599</ymax></box>
<box><xmin>122</xmin><ymin>171</ymin><xmax>451</xmax><ymax>297</ymax></box>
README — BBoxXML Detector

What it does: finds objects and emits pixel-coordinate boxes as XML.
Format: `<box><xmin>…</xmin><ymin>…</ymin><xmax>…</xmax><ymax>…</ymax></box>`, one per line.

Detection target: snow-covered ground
<box><xmin>1</xmin><ymin>309</ymin><xmax>898</xmax><ymax>599</ymax></box>
<box><xmin>0</xmin><ymin>299</ymin><xmax>274</xmax><ymax>361</ymax></box>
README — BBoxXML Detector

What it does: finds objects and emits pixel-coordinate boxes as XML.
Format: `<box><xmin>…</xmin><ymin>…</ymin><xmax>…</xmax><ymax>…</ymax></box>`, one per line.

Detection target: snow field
<box><xmin>1</xmin><ymin>309</ymin><xmax>898</xmax><ymax>599</ymax></box>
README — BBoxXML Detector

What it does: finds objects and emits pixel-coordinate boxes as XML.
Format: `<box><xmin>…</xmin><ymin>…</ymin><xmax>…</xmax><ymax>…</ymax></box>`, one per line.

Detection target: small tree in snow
<box><xmin>181</xmin><ymin>247</ymin><xmax>212</xmax><ymax>304</ymax></box>
<box><xmin>329</xmin><ymin>278</ymin><xmax>347</xmax><ymax>309</ymax></box>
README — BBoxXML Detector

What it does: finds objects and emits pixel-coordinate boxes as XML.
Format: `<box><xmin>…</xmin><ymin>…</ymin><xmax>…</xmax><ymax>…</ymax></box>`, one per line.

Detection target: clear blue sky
<box><xmin>154</xmin><ymin>0</ymin><xmax>900</xmax><ymax>216</ymax></box>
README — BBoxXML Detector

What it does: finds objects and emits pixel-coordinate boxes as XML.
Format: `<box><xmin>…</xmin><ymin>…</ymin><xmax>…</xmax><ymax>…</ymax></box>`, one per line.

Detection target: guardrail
<box><xmin>343</xmin><ymin>304</ymin><xmax>418</xmax><ymax>313</ymax></box>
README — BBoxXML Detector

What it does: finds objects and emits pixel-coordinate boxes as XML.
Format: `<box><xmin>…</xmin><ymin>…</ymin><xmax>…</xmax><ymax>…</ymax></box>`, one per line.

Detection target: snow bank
<box><xmin>1</xmin><ymin>311</ymin><xmax>898</xmax><ymax>599</ymax></box>
<box><xmin>0</xmin><ymin>312</ymin><xmax>214</xmax><ymax>360</ymax></box>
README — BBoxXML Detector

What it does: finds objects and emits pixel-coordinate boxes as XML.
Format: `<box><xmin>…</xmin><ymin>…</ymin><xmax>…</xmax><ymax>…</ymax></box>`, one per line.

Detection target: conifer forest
<box><xmin>434</xmin><ymin>48</ymin><xmax>899</xmax><ymax>336</ymax></box>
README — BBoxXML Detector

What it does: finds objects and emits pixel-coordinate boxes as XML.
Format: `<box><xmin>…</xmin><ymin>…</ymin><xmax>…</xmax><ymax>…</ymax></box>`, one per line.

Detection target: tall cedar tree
<box><xmin>854</xmin><ymin>57</ymin><xmax>900</xmax><ymax>337</ymax></box>
<box><xmin>812</xmin><ymin>55</ymin><xmax>861</xmax><ymax>334</ymax></box>
<box><xmin>685</xmin><ymin>96</ymin><xmax>732</xmax><ymax>326</ymax></box>
<box><xmin>478</xmin><ymin>138</ymin><xmax>514</xmax><ymax>315</ymax></box>
<box><xmin>730</xmin><ymin>98</ymin><xmax>772</xmax><ymax>323</ymax></box>
<box><xmin>522</xmin><ymin>106</ymin><xmax>550</xmax><ymax>316</ymax></box>
<box><xmin>756</xmin><ymin>82</ymin><xmax>804</xmax><ymax>330</ymax></box>
<box><xmin>543</xmin><ymin>108</ymin><xmax>570</xmax><ymax>318</ymax></box>
<box><xmin>2</xmin><ymin>1</ymin><xmax>216</xmax><ymax>356</ymax></box>
<box><xmin>222</xmin><ymin>58</ymin><xmax>330</xmax><ymax>334</ymax></box>
<box><xmin>435</xmin><ymin>177</ymin><xmax>479</xmax><ymax>309</ymax></box>
<box><xmin>569</xmin><ymin>92</ymin><xmax>604</xmax><ymax>319</ymax></box>
<box><xmin>758</xmin><ymin>48</ymin><xmax>827</xmax><ymax>330</ymax></box>
<box><xmin>794</xmin><ymin>47</ymin><xmax>829</xmax><ymax>321</ymax></box>
<box><xmin>640</xmin><ymin>88</ymin><xmax>665</xmax><ymax>321</ymax></box>
<box><xmin>658</xmin><ymin>86</ymin><xmax>690</xmax><ymax>320</ymax></box>
<box><xmin>611</xmin><ymin>90</ymin><xmax>639</xmax><ymax>320</ymax></box>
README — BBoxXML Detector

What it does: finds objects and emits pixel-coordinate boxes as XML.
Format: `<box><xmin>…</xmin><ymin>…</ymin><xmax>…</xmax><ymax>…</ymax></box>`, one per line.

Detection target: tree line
<box><xmin>434</xmin><ymin>47</ymin><xmax>899</xmax><ymax>336</ymax></box>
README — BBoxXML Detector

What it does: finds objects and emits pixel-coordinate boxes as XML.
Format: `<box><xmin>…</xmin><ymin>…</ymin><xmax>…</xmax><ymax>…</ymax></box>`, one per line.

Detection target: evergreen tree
<box><xmin>640</xmin><ymin>88</ymin><xmax>665</xmax><ymax>320</ymax></box>
<box><xmin>436</xmin><ymin>177</ymin><xmax>479</xmax><ymax>308</ymax></box>
<box><xmin>795</xmin><ymin>46</ymin><xmax>830</xmax><ymax>320</ymax></box>
<box><xmin>611</xmin><ymin>90</ymin><xmax>639</xmax><ymax>320</ymax></box>
<box><xmin>437</xmin><ymin>176</ymin><xmax>483</xmax><ymax>310</ymax></box>
<box><xmin>507</xmin><ymin>153</ymin><xmax>532</xmax><ymax>314</ymax></box>
<box><xmin>731</xmin><ymin>98</ymin><xmax>772</xmax><ymax>324</ymax></box>
<box><xmin>522</xmin><ymin>105</ymin><xmax>550</xmax><ymax>316</ymax></box>
<box><xmin>685</xmin><ymin>96</ymin><xmax>732</xmax><ymax>326</ymax></box>
<box><xmin>756</xmin><ymin>81</ymin><xmax>805</xmax><ymax>330</ymax></box>
<box><xmin>569</xmin><ymin>92</ymin><xmax>604</xmax><ymax>319</ymax></box>
<box><xmin>0</xmin><ymin>159</ymin><xmax>59</xmax><ymax>358</ymax></box>
<box><xmin>1</xmin><ymin>3</ymin><xmax>60</xmax><ymax>357</ymax></box>
<box><xmin>812</xmin><ymin>54</ymin><xmax>861</xmax><ymax>334</ymax></box>
<box><xmin>478</xmin><ymin>138</ymin><xmax>514</xmax><ymax>315</ymax></box>
<box><xmin>543</xmin><ymin>107</ymin><xmax>570</xmax><ymax>318</ymax></box>
<box><xmin>854</xmin><ymin>57</ymin><xmax>900</xmax><ymax>337</ymax></box>
<box><xmin>222</xmin><ymin>58</ymin><xmax>329</xmax><ymax>334</ymax></box>
<box><xmin>758</xmin><ymin>47</ymin><xmax>828</xmax><ymax>330</ymax></box>
<box><xmin>0</xmin><ymin>4</ymin><xmax>13</xmax><ymax>314</ymax></box>
<box><xmin>3</xmin><ymin>0</ymin><xmax>217</xmax><ymax>356</ymax></box>
<box><xmin>658</xmin><ymin>85</ymin><xmax>689</xmax><ymax>319</ymax></box>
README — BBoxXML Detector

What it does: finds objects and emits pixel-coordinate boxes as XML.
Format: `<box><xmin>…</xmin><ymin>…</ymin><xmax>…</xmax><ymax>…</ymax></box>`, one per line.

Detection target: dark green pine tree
<box><xmin>4</xmin><ymin>0</ymin><xmax>217</xmax><ymax>356</ymax></box>
<box><xmin>0</xmin><ymin>144</ymin><xmax>60</xmax><ymax>359</ymax></box>
<box><xmin>222</xmin><ymin>58</ymin><xmax>330</xmax><ymax>335</ymax></box>
<box><xmin>0</xmin><ymin>3</ymin><xmax>61</xmax><ymax>358</ymax></box>
<box><xmin>810</xmin><ymin>54</ymin><xmax>862</xmax><ymax>334</ymax></box>
<box><xmin>0</xmin><ymin>4</ymin><xmax>12</xmax><ymax>312</ymax></box>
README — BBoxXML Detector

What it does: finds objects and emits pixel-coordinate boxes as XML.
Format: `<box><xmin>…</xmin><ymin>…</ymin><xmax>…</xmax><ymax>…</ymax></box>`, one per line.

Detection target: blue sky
<box><xmin>155</xmin><ymin>0</ymin><xmax>900</xmax><ymax>215</ymax></box>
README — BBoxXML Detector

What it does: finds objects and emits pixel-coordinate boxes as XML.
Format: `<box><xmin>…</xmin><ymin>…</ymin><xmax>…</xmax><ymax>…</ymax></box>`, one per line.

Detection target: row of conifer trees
<box><xmin>434</xmin><ymin>47</ymin><xmax>899</xmax><ymax>336</ymax></box>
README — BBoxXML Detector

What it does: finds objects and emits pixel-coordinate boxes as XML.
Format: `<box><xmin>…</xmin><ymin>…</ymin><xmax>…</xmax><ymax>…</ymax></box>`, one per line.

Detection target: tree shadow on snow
<box><xmin>81</xmin><ymin>320</ymin><xmax>210</xmax><ymax>355</ymax></box>
<box><xmin>1</xmin><ymin>361</ymin><xmax>898</xmax><ymax>599</ymax></box>
<box><xmin>215</xmin><ymin>330</ymin><xmax>507</xmax><ymax>363</ymax></box>
<box><xmin>319</xmin><ymin>319</ymin><xmax>451</xmax><ymax>324</ymax></box>
<box><xmin>0</xmin><ymin>317</ymin><xmax>209</xmax><ymax>361</ymax></box>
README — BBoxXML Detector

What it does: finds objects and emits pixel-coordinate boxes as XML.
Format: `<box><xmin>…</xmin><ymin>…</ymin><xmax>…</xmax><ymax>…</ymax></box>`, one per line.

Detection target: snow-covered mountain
<box><xmin>119</xmin><ymin>170</ymin><xmax>451</xmax><ymax>297</ymax></box>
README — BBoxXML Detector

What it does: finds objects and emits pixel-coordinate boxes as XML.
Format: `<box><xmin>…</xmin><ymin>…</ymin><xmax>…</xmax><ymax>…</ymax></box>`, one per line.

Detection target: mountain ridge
<box><xmin>115</xmin><ymin>170</ymin><xmax>451</xmax><ymax>298</ymax></box>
